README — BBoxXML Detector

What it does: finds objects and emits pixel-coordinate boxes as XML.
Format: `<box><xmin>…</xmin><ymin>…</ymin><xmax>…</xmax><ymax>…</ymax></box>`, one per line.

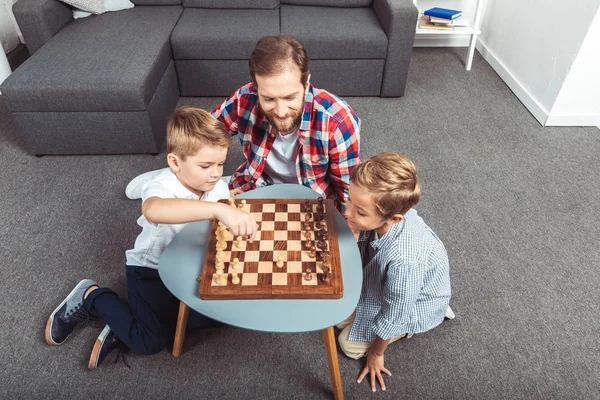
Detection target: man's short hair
<box><xmin>167</xmin><ymin>107</ymin><xmax>232</xmax><ymax>160</ymax></box>
<box><xmin>249</xmin><ymin>34</ymin><xmax>309</xmax><ymax>87</ymax></box>
<box><xmin>350</xmin><ymin>152</ymin><xmax>421</xmax><ymax>217</ymax></box>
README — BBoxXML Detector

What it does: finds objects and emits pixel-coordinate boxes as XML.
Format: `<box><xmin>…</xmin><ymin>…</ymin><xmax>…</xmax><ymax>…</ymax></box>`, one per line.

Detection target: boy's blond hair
<box><xmin>350</xmin><ymin>152</ymin><xmax>421</xmax><ymax>218</ymax></box>
<box><xmin>167</xmin><ymin>107</ymin><xmax>232</xmax><ymax>159</ymax></box>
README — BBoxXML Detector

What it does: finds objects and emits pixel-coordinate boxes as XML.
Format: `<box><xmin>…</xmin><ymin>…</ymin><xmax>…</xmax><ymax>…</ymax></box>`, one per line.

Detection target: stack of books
<box><xmin>418</xmin><ymin>7</ymin><xmax>464</xmax><ymax>31</ymax></box>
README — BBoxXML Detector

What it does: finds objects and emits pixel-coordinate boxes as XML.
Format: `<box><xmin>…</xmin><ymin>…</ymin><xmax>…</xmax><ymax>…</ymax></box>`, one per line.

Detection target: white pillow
<box><xmin>69</xmin><ymin>0</ymin><xmax>134</xmax><ymax>19</ymax></box>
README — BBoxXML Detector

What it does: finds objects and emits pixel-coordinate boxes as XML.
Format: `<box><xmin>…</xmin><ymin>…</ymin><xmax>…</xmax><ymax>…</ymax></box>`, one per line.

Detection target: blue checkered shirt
<box><xmin>349</xmin><ymin>209</ymin><xmax>451</xmax><ymax>342</ymax></box>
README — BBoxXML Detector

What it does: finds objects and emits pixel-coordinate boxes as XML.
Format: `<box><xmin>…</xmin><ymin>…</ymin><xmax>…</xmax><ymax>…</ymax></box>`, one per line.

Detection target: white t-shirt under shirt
<box><xmin>125</xmin><ymin>168</ymin><xmax>230</xmax><ymax>269</ymax></box>
<box><xmin>263</xmin><ymin>130</ymin><xmax>300</xmax><ymax>184</ymax></box>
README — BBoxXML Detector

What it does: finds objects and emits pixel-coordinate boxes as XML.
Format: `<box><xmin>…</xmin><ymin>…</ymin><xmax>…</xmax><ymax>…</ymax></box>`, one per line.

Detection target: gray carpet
<box><xmin>1</xmin><ymin>47</ymin><xmax>599</xmax><ymax>399</ymax></box>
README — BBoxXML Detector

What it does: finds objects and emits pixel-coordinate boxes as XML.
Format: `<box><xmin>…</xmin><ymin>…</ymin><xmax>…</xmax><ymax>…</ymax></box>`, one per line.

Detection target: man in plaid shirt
<box><xmin>212</xmin><ymin>35</ymin><xmax>361</xmax><ymax>213</ymax></box>
<box><xmin>125</xmin><ymin>35</ymin><xmax>360</xmax><ymax>213</ymax></box>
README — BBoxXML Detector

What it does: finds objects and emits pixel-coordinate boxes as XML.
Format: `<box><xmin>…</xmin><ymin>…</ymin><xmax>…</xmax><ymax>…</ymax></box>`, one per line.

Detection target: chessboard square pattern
<box><xmin>242</xmin><ymin>273</ymin><xmax>258</xmax><ymax>286</ymax></box>
<box><xmin>287</xmin><ymin>240</ymin><xmax>302</xmax><ymax>251</ymax></box>
<box><xmin>275</xmin><ymin>212</ymin><xmax>287</xmax><ymax>221</ymax></box>
<box><xmin>263</xmin><ymin>204</ymin><xmax>276</xmax><ymax>212</ymax></box>
<box><xmin>259</xmin><ymin>241</ymin><xmax>274</xmax><ymax>251</ymax></box>
<box><xmin>288</xmin><ymin>204</ymin><xmax>301</xmax><ymax>212</ymax></box>
<box><xmin>258</xmin><ymin>262</ymin><xmax>273</xmax><ymax>273</ymax></box>
<box><xmin>274</xmin><ymin>231</ymin><xmax>288</xmax><ymax>240</ymax></box>
<box><xmin>261</xmin><ymin>221</ymin><xmax>275</xmax><ymax>231</ymax></box>
<box><xmin>288</xmin><ymin>221</ymin><xmax>301</xmax><ymax>231</ymax></box>
<box><xmin>244</xmin><ymin>251</ymin><xmax>260</xmax><ymax>262</ymax></box>
<box><xmin>287</xmin><ymin>261</ymin><xmax>303</xmax><ymax>273</ymax></box>
<box><xmin>272</xmin><ymin>273</ymin><xmax>287</xmax><ymax>285</ymax></box>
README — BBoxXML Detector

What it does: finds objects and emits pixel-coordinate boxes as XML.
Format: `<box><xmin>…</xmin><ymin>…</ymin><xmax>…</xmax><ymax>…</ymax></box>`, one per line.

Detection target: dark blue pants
<box><xmin>83</xmin><ymin>265</ymin><xmax>219</xmax><ymax>355</ymax></box>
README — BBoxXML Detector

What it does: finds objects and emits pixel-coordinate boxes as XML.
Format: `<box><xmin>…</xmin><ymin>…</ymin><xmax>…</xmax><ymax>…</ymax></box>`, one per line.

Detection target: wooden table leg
<box><xmin>172</xmin><ymin>301</ymin><xmax>190</xmax><ymax>357</ymax></box>
<box><xmin>322</xmin><ymin>326</ymin><xmax>344</xmax><ymax>400</ymax></box>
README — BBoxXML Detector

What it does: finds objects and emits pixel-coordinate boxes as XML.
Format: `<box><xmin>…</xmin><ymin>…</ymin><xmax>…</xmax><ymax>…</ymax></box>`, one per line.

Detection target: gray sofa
<box><xmin>1</xmin><ymin>0</ymin><xmax>418</xmax><ymax>155</ymax></box>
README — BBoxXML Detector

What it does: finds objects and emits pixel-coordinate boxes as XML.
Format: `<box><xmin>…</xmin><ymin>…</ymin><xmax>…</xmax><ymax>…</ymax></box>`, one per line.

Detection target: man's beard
<box><xmin>265</xmin><ymin>108</ymin><xmax>302</xmax><ymax>135</ymax></box>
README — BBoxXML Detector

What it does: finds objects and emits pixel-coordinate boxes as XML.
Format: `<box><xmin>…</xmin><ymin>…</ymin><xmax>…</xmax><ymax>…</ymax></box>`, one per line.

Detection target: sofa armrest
<box><xmin>13</xmin><ymin>0</ymin><xmax>72</xmax><ymax>55</ymax></box>
<box><xmin>372</xmin><ymin>0</ymin><xmax>418</xmax><ymax>97</ymax></box>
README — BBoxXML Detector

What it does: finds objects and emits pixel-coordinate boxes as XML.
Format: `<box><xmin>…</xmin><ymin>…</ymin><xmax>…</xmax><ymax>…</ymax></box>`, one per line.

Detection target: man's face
<box><xmin>255</xmin><ymin>65</ymin><xmax>308</xmax><ymax>135</ymax></box>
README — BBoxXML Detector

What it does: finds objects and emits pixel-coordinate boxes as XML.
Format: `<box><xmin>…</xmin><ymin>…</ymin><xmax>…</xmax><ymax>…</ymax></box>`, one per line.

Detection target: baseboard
<box><xmin>545</xmin><ymin>114</ymin><xmax>600</xmax><ymax>126</ymax></box>
<box><xmin>475</xmin><ymin>38</ymin><xmax>549</xmax><ymax>126</ymax></box>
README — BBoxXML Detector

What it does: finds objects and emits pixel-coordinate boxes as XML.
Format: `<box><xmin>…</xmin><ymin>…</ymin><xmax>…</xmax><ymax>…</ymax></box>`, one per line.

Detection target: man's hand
<box><xmin>214</xmin><ymin>203</ymin><xmax>259</xmax><ymax>241</ymax></box>
<box><xmin>357</xmin><ymin>352</ymin><xmax>391</xmax><ymax>392</ymax></box>
<box><xmin>229</xmin><ymin>187</ymin><xmax>244</xmax><ymax>197</ymax></box>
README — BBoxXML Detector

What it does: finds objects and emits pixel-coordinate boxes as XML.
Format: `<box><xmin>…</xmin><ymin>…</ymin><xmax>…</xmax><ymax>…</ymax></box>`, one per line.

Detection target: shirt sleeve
<box><xmin>373</xmin><ymin>257</ymin><xmax>424</xmax><ymax>340</ymax></box>
<box><xmin>141</xmin><ymin>181</ymin><xmax>175</xmax><ymax>203</ymax></box>
<box><xmin>211</xmin><ymin>91</ymin><xmax>240</xmax><ymax>134</ymax></box>
<box><xmin>328</xmin><ymin>114</ymin><xmax>361</xmax><ymax>214</ymax></box>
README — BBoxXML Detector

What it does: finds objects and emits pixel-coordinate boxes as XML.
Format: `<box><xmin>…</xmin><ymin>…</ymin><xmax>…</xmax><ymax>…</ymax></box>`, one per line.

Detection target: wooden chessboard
<box><xmin>199</xmin><ymin>198</ymin><xmax>343</xmax><ymax>300</ymax></box>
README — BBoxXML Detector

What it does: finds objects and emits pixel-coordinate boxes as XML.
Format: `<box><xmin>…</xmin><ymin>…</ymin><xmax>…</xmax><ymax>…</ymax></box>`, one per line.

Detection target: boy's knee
<box><xmin>337</xmin><ymin>328</ymin><xmax>367</xmax><ymax>360</ymax></box>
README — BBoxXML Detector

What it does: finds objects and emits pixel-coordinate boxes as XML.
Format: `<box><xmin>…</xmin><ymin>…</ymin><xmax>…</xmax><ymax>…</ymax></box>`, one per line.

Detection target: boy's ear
<box><xmin>389</xmin><ymin>214</ymin><xmax>404</xmax><ymax>224</ymax></box>
<box><xmin>167</xmin><ymin>153</ymin><xmax>181</xmax><ymax>172</ymax></box>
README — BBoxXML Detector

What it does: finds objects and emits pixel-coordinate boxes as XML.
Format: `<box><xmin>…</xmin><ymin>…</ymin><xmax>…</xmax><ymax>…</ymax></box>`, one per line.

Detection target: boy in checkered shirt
<box><xmin>339</xmin><ymin>152</ymin><xmax>453</xmax><ymax>392</ymax></box>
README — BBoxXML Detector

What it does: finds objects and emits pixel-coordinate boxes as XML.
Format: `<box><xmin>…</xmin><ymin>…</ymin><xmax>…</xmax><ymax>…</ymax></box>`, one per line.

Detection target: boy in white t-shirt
<box><xmin>44</xmin><ymin>107</ymin><xmax>258</xmax><ymax>369</ymax></box>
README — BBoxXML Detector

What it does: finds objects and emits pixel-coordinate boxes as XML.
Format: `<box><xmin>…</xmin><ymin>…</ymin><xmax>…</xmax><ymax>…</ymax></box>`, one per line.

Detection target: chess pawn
<box><xmin>235</xmin><ymin>235</ymin><xmax>243</xmax><ymax>248</ymax></box>
<box><xmin>319</xmin><ymin>220</ymin><xmax>327</xmax><ymax>229</ymax></box>
<box><xmin>303</xmin><ymin>221</ymin><xmax>312</xmax><ymax>230</ymax></box>
<box><xmin>304</xmin><ymin>268</ymin><xmax>313</xmax><ymax>281</ymax></box>
<box><xmin>241</xmin><ymin>199</ymin><xmax>248</xmax><ymax>211</ymax></box>
<box><xmin>231</xmin><ymin>272</ymin><xmax>240</xmax><ymax>285</ymax></box>
<box><xmin>305</xmin><ymin>239</ymin><xmax>313</xmax><ymax>249</ymax></box>
<box><xmin>276</xmin><ymin>256</ymin><xmax>284</xmax><ymax>268</ymax></box>
<box><xmin>228</xmin><ymin>197</ymin><xmax>235</xmax><ymax>207</ymax></box>
<box><xmin>304</xmin><ymin>213</ymin><xmax>312</xmax><ymax>222</ymax></box>
<box><xmin>309</xmin><ymin>246</ymin><xmax>316</xmax><ymax>258</ymax></box>
<box><xmin>216</xmin><ymin>261</ymin><xmax>225</xmax><ymax>272</ymax></box>
<box><xmin>304</xmin><ymin>231</ymin><xmax>312</xmax><ymax>240</ymax></box>
<box><xmin>216</xmin><ymin>252</ymin><xmax>224</xmax><ymax>263</ymax></box>
<box><xmin>216</xmin><ymin>269</ymin><xmax>227</xmax><ymax>285</ymax></box>
<box><xmin>231</xmin><ymin>257</ymin><xmax>240</xmax><ymax>271</ymax></box>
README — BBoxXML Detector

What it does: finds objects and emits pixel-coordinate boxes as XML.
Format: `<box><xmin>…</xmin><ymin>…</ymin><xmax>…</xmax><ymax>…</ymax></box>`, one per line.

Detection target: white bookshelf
<box><xmin>413</xmin><ymin>0</ymin><xmax>486</xmax><ymax>70</ymax></box>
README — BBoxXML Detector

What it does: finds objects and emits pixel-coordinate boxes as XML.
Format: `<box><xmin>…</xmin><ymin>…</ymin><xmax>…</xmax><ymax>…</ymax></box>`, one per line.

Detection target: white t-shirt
<box><xmin>263</xmin><ymin>130</ymin><xmax>300</xmax><ymax>184</ymax></box>
<box><xmin>125</xmin><ymin>168</ymin><xmax>230</xmax><ymax>269</ymax></box>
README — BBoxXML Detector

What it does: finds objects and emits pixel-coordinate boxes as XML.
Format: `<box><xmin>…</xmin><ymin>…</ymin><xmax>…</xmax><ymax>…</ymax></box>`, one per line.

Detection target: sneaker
<box><xmin>89</xmin><ymin>325</ymin><xmax>124</xmax><ymax>369</ymax></box>
<box><xmin>445</xmin><ymin>306</ymin><xmax>456</xmax><ymax>320</ymax></box>
<box><xmin>45</xmin><ymin>279</ymin><xmax>98</xmax><ymax>346</ymax></box>
<box><xmin>125</xmin><ymin>168</ymin><xmax>168</xmax><ymax>199</ymax></box>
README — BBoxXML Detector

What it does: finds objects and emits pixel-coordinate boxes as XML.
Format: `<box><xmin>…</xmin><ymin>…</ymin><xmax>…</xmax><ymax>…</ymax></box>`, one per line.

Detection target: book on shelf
<box><xmin>424</xmin><ymin>7</ymin><xmax>462</xmax><ymax>20</ymax></box>
<box><xmin>428</xmin><ymin>15</ymin><xmax>470</xmax><ymax>27</ymax></box>
<box><xmin>418</xmin><ymin>15</ymin><xmax>454</xmax><ymax>30</ymax></box>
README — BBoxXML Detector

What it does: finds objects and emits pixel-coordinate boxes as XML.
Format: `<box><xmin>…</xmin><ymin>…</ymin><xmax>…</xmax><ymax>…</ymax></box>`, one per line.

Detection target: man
<box><xmin>126</xmin><ymin>35</ymin><xmax>360</xmax><ymax>213</ymax></box>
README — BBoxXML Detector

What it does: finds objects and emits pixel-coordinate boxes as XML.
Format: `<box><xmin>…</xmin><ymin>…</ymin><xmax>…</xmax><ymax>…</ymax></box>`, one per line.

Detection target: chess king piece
<box><xmin>276</xmin><ymin>256</ymin><xmax>284</xmax><ymax>268</ymax></box>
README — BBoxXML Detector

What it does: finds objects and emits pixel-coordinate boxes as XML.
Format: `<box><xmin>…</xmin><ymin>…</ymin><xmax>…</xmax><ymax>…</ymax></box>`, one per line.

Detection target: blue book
<box><xmin>424</xmin><ymin>7</ymin><xmax>462</xmax><ymax>20</ymax></box>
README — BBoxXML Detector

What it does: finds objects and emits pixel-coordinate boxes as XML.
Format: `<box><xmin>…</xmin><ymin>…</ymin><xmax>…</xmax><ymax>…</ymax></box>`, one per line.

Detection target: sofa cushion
<box><xmin>280</xmin><ymin>5</ymin><xmax>387</xmax><ymax>59</ymax></box>
<box><xmin>171</xmin><ymin>8</ymin><xmax>280</xmax><ymax>60</ymax></box>
<box><xmin>1</xmin><ymin>6</ymin><xmax>182</xmax><ymax>112</ymax></box>
<box><xmin>183</xmin><ymin>0</ymin><xmax>278</xmax><ymax>8</ymax></box>
<box><xmin>281</xmin><ymin>0</ymin><xmax>371</xmax><ymax>7</ymax></box>
<box><xmin>132</xmin><ymin>0</ymin><xmax>180</xmax><ymax>5</ymax></box>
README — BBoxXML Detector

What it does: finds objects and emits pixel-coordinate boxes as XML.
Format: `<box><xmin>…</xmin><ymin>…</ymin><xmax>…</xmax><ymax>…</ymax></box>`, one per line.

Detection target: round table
<box><xmin>158</xmin><ymin>184</ymin><xmax>362</xmax><ymax>400</ymax></box>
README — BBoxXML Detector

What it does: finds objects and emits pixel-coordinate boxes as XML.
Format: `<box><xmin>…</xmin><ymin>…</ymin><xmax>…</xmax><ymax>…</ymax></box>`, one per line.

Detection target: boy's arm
<box><xmin>142</xmin><ymin>197</ymin><xmax>258</xmax><ymax>239</ymax></box>
<box><xmin>373</xmin><ymin>259</ymin><xmax>423</xmax><ymax>341</ymax></box>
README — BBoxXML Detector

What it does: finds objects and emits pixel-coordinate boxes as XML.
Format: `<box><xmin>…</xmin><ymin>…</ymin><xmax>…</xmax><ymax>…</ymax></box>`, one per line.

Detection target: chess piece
<box><xmin>231</xmin><ymin>273</ymin><xmax>240</xmax><ymax>285</ymax></box>
<box><xmin>309</xmin><ymin>246</ymin><xmax>316</xmax><ymax>258</ymax></box>
<box><xmin>216</xmin><ymin>269</ymin><xmax>227</xmax><ymax>285</ymax></box>
<box><xmin>322</xmin><ymin>266</ymin><xmax>331</xmax><ymax>283</ymax></box>
<box><xmin>235</xmin><ymin>235</ymin><xmax>243</xmax><ymax>248</ymax></box>
<box><xmin>304</xmin><ymin>213</ymin><xmax>312</xmax><ymax>222</ymax></box>
<box><xmin>304</xmin><ymin>268</ymin><xmax>313</xmax><ymax>281</ymax></box>
<box><xmin>276</xmin><ymin>256</ymin><xmax>284</xmax><ymax>268</ymax></box>
<box><xmin>241</xmin><ymin>199</ymin><xmax>248</xmax><ymax>211</ymax></box>
<box><xmin>231</xmin><ymin>257</ymin><xmax>240</xmax><ymax>271</ymax></box>
<box><xmin>216</xmin><ymin>261</ymin><xmax>225</xmax><ymax>271</ymax></box>
<box><xmin>228</xmin><ymin>197</ymin><xmax>235</xmax><ymax>207</ymax></box>
<box><xmin>304</xmin><ymin>231</ymin><xmax>311</xmax><ymax>240</ymax></box>
<box><xmin>317</xmin><ymin>240</ymin><xmax>327</xmax><ymax>250</ymax></box>
<box><xmin>304</xmin><ymin>225</ymin><xmax>311</xmax><ymax>232</ymax></box>
<box><xmin>303</xmin><ymin>221</ymin><xmax>312</xmax><ymax>229</ymax></box>
<box><xmin>216</xmin><ymin>252</ymin><xmax>224</xmax><ymax>263</ymax></box>
<box><xmin>319</xmin><ymin>220</ymin><xmax>327</xmax><ymax>229</ymax></box>
<box><xmin>305</xmin><ymin>239</ymin><xmax>313</xmax><ymax>249</ymax></box>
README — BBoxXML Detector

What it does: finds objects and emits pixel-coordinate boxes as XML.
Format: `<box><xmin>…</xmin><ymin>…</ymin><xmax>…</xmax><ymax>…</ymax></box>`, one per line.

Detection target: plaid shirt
<box><xmin>211</xmin><ymin>83</ymin><xmax>361</xmax><ymax>213</ymax></box>
<box><xmin>349</xmin><ymin>209</ymin><xmax>451</xmax><ymax>342</ymax></box>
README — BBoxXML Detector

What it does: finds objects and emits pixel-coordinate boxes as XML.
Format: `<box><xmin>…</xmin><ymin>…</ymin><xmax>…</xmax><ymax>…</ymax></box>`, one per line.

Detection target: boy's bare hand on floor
<box><xmin>357</xmin><ymin>352</ymin><xmax>391</xmax><ymax>392</ymax></box>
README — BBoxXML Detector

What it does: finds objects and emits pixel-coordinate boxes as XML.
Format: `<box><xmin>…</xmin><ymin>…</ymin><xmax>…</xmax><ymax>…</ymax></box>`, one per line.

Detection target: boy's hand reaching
<box><xmin>357</xmin><ymin>351</ymin><xmax>391</xmax><ymax>392</ymax></box>
<box><xmin>215</xmin><ymin>203</ymin><xmax>259</xmax><ymax>241</ymax></box>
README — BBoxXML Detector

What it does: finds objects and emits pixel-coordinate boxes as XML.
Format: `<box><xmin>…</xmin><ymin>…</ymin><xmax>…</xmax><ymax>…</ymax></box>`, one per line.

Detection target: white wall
<box><xmin>1</xmin><ymin>0</ymin><xmax>23</xmax><ymax>54</ymax></box>
<box><xmin>546</xmin><ymin>8</ymin><xmax>600</xmax><ymax>126</ymax></box>
<box><xmin>476</xmin><ymin>0</ymin><xmax>600</xmax><ymax>125</ymax></box>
